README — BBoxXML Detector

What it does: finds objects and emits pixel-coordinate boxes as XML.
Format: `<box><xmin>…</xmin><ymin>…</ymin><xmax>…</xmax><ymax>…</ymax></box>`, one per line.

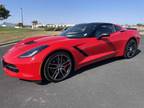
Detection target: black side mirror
<box><xmin>98</xmin><ymin>33</ymin><xmax>110</xmax><ymax>40</ymax></box>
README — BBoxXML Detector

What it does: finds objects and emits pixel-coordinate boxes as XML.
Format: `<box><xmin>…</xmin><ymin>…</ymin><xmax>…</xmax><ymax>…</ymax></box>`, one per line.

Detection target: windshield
<box><xmin>60</xmin><ymin>24</ymin><xmax>97</xmax><ymax>38</ymax></box>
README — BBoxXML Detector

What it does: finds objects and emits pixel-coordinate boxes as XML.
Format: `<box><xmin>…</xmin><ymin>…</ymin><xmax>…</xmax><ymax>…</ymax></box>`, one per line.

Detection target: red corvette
<box><xmin>2</xmin><ymin>23</ymin><xmax>141</xmax><ymax>82</ymax></box>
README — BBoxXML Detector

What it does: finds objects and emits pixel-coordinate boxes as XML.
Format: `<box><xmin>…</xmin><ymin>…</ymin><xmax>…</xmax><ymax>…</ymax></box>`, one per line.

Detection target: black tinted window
<box><xmin>60</xmin><ymin>24</ymin><xmax>98</xmax><ymax>38</ymax></box>
<box><xmin>95</xmin><ymin>24</ymin><xmax>113</xmax><ymax>38</ymax></box>
<box><xmin>115</xmin><ymin>25</ymin><xmax>121</xmax><ymax>32</ymax></box>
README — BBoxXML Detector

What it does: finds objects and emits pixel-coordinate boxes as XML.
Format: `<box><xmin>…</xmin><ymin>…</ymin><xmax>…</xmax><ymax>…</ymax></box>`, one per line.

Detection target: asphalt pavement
<box><xmin>0</xmin><ymin>43</ymin><xmax>144</xmax><ymax>108</ymax></box>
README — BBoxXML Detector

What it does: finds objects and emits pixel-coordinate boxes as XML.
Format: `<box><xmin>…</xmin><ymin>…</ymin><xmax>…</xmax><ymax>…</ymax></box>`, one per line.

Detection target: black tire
<box><xmin>42</xmin><ymin>51</ymin><xmax>73</xmax><ymax>82</ymax></box>
<box><xmin>124</xmin><ymin>39</ymin><xmax>137</xmax><ymax>59</ymax></box>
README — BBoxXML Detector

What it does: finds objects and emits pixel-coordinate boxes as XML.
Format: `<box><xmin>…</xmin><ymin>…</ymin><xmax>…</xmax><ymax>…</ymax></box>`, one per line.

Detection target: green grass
<box><xmin>0</xmin><ymin>27</ymin><xmax>143</xmax><ymax>44</ymax></box>
<box><xmin>0</xmin><ymin>27</ymin><xmax>60</xmax><ymax>44</ymax></box>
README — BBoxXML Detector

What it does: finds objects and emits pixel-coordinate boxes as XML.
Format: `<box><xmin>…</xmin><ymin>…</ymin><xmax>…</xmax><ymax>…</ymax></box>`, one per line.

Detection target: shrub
<box><xmin>44</xmin><ymin>26</ymin><xmax>55</xmax><ymax>31</ymax></box>
<box><xmin>54</xmin><ymin>26</ymin><xmax>64</xmax><ymax>31</ymax></box>
<box><xmin>44</xmin><ymin>25</ymin><xmax>71</xmax><ymax>31</ymax></box>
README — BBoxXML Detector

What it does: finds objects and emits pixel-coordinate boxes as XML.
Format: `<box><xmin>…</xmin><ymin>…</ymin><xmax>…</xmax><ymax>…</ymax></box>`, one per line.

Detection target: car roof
<box><xmin>90</xmin><ymin>22</ymin><xmax>113</xmax><ymax>25</ymax></box>
<box><xmin>77</xmin><ymin>22</ymin><xmax>114</xmax><ymax>26</ymax></box>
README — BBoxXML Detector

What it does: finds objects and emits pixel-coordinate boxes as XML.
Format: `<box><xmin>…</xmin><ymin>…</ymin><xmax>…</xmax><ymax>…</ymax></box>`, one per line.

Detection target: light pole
<box><xmin>20</xmin><ymin>8</ymin><xmax>24</xmax><ymax>26</ymax></box>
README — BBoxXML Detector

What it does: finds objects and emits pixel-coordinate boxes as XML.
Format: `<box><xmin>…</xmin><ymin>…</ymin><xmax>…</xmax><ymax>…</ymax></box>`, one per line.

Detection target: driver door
<box><xmin>77</xmin><ymin>24</ymin><xmax>116</xmax><ymax>65</ymax></box>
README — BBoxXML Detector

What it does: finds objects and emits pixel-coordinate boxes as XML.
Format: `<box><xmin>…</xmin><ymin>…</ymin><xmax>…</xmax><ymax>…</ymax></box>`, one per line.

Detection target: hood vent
<box><xmin>24</xmin><ymin>40</ymin><xmax>36</xmax><ymax>45</ymax></box>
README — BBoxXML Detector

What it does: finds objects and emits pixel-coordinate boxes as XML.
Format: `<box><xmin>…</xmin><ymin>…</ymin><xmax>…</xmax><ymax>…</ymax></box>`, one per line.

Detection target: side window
<box><xmin>95</xmin><ymin>24</ymin><xmax>114</xmax><ymax>38</ymax></box>
<box><xmin>115</xmin><ymin>25</ymin><xmax>122</xmax><ymax>32</ymax></box>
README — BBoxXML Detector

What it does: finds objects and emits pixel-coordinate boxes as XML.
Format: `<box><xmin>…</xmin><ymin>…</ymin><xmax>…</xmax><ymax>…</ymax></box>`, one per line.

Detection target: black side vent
<box><xmin>25</xmin><ymin>41</ymin><xmax>36</xmax><ymax>45</ymax></box>
<box><xmin>73</xmin><ymin>46</ymin><xmax>88</xmax><ymax>57</ymax></box>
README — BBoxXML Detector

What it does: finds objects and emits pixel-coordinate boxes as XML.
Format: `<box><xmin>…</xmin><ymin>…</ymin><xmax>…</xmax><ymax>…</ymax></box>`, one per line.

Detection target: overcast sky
<box><xmin>0</xmin><ymin>0</ymin><xmax>144</xmax><ymax>25</ymax></box>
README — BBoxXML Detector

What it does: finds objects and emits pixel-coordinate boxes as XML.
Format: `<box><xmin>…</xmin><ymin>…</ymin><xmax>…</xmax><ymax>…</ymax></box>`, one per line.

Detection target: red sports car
<box><xmin>2</xmin><ymin>23</ymin><xmax>141</xmax><ymax>82</ymax></box>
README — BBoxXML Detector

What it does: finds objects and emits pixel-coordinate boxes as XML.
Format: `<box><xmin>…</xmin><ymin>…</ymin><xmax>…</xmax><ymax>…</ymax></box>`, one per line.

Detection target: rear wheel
<box><xmin>43</xmin><ymin>52</ymin><xmax>73</xmax><ymax>82</ymax></box>
<box><xmin>124</xmin><ymin>39</ymin><xmax>137</xmax><ymax>59</ymax></box>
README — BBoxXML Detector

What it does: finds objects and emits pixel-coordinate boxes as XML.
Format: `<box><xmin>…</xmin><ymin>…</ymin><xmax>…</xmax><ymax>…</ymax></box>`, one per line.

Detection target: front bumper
<box><xmin>1</xmin><ymin>56</ymin><xmax>42</xmax><ymax>81</ymax></box>
<box><xmin>2</xmin><ymin>59</ymin><xmax>19</xmax><ymax>73</ymax></box>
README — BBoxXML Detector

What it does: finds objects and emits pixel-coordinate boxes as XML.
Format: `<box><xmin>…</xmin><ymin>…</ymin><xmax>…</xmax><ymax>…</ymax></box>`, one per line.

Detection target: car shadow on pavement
<box><xmin>19</xmin><ymin>79</ymin><xmax>51</xmax><ymax>85</ymax></box>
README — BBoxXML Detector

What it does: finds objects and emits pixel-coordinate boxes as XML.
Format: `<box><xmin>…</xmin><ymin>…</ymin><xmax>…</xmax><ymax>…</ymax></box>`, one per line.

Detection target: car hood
<box><xmin>3</xmin><ymin>36</ymin><xmax>70</xmax><ymax>58</ymax></box>
<box><xmin>22</xmin><ymin>35</ymin><xmax>68</xmax><ymax>45</ymax></box>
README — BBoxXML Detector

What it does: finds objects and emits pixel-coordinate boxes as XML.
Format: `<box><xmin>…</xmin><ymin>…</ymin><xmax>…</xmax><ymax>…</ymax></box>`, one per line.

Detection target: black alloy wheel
<box><xmin>43</xmin><ymin>52</ymin><xmax>73</xmax><ymax>82</ymax></box>
<box><xmin>124</xmin><ymin>39</ymin><xmax>137</xmax><ymax>59</ymax></box>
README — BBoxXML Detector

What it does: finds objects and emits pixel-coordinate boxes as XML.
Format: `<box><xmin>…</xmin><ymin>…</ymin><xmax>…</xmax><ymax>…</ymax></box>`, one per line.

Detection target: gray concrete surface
<box><xmin>0</xmin><ymin>44</ymin><xmax>144</xmax><ymax>108</ymax></box>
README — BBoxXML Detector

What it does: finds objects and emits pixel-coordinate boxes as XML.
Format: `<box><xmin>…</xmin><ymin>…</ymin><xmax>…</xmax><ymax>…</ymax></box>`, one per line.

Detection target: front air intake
<box><xmin>2</xmin><ymin>60</ymin><xmax>19</xmax><ymax>73</ymax></box>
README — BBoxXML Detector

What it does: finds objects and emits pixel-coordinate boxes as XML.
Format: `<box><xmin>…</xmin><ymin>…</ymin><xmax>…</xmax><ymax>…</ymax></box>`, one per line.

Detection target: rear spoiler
<box><xmin>126</xmin><ymin>28</ymin><xmax>137</xmax><ymax>30</ymax></box>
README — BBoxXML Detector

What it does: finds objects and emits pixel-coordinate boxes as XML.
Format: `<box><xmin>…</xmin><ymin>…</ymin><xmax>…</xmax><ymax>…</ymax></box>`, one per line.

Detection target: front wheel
<box><xmin>124</xmin><ymin>39</ymin><xmax>137</xmax><ymax>59</ymax></box>
<box><xmin>43</xmin><ymin>52</ymin><xmax>73</xmax><ymax>82</ymax></box>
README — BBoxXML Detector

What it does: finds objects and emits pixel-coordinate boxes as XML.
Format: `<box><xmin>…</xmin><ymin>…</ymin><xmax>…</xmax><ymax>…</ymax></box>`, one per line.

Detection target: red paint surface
<box><xmin>2</xmin><ymin>25</ymin><xmax>141</xmax><ymax>80</ymax></box>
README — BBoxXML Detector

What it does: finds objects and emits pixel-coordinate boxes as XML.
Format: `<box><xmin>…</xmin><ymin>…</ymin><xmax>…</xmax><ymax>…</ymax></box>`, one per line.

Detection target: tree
<box><xmin>137</xmin><ymin>23</ymin><xmax>144</xmax><ymax>27</ymax></box>
<box><xmin>0</xmin><ymin>4</ymin><xmax>10</xmax><ymax>20</ymax></box>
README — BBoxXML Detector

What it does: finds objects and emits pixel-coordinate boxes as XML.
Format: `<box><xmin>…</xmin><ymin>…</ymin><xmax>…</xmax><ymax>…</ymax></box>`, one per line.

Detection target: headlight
<box><xmin>19</xmin><ymin>45</ymin><xmax>48</xmax><ymax>58</ymax></box>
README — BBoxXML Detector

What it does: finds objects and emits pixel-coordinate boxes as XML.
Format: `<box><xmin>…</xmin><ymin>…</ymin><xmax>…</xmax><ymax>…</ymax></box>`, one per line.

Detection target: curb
<box><xmin>0</xmin><ymin>40</ymin><xmax>20</xmax><ymax>47</ymax></box>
